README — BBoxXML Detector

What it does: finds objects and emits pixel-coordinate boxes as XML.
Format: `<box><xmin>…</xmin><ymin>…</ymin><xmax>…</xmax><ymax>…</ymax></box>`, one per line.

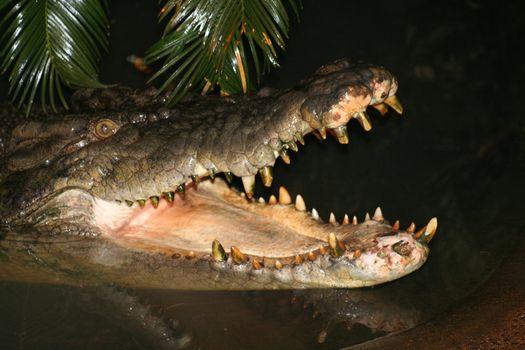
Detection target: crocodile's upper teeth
<box><xmin>384</xmin><ymin>95</ymin><xmax>403</xmax><ymax>114</ymax></box>
<box><xmin>242</xmin><ymin>175</ymin><xmax>255</xmax><ymax>198</ymax></box>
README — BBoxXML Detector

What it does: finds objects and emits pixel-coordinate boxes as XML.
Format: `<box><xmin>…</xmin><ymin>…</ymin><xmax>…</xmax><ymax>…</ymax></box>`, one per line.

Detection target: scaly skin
<box><xmin>0</xmin><ymin>60</ymin><xmax>436</xmax><ymax>289</ymax></box>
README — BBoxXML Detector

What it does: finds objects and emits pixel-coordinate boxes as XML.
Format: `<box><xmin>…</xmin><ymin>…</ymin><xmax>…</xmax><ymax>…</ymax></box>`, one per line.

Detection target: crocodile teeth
<box><xmin>332</xmin><ymin>125</ymin><xmax>349</xmax><ymax>144</ymax></box>
<box><xmin>259</xmin><ymin>166</ymin><xmax>273</xmax><ymax>187</ymax></box>
<box><xmin>279</xmin><ymin>186</ymin><xmax>292</xmax><ymax>205</ymax></box>
<box><xmin>294</xmin><ymin>255</ymin><xmax>303</xmax><ymax>265</ymax></box>
<box><xmin>352</xmin><ymin>216</ymin><xmax>358</xmax><ymax>225</ymax></box>
<box><xmin>343</xmin><ymin>214</ymin><xmax>350</xmax><ymax>225</ymax></box>
<box><xmin>355</xmin><ymin>111</ymin><xmax>372</xmax><ymax>131</ymax></box>
<box><xmin>212</xmin><ymin>239</ymin><xmax>227</xmax><ymax>262</ymax></box>
<box><xmin>329</xmin><ymin>212</ymin><xmax>337</xmax><ymax>224</ymax></box>
<box><xmin>137</xmin><ymin>199</ymin><xmax>146</xmax><ymax>208</ymax></box>
<box><xmin>308</xmin><ymin>251</ymin><xmax>317</xmax><ymax>261</ymax></box>
<box><xmin>415</xmin><ymin>217</ymin><xmax>438</xmax><ymax>244</ymax></box>
<box><xmin>372</xmin><ymin>102</ymin><xmax>389</xmax><ymax>116</ymax></box>
<box><xmin>295</xmin><ymin>132</ymin><xmax>305</xmax><ymax>145</ymax></box>
<box><xmin>150</xmin><ymin>196</ymin><xmax>159</xmax><ymax>208</ymax></box>
<box><xmin>242</xmin><ymin>175</ymin><xmax>255</xmax><ymax>198</ymax></box>
<box><xmin>407</xmin><ymin>222</ymin><xmax>416</xmax><ymax>234</ymax></box>
<box><xmin>274</xmin><ymin>260</ymin><xmax>283</xmax><ymax>270</ymax></box>
<box><xmin>384</xmin><ymin>95</ymin><xmax>403</xmax><ymax>114</ymax></box>
<box><xmin>328</xmin><ymin>233</ymin><xmax>344</xmax><ymax>258</ymax></box>
<box><xmin>125</xmin><ymin>200</ymin><xmax>134</xmax><ymax>207</ymax></box>
<box><xmin>280</xmin><ymin>148</ymin><xmax>291</xmax><ymax>164</ymax></box>
<box><xmin>373</xmin><ymin>207</ymin><xmax>383</xmax><ymax>221</ymax></box>
<box><xmin>288</xmin><ymin>141</ymin><xmax>298</xmax><ymax>152</ymax></box>
<box><xmin>258</xmin><ymin>197</ymin><xmax>265</xmax><ymax>204</ymax></box>
<box><xmin>224</xmin><ymin>172</ymin><xmax>233</xmax><ymax>184</ymax></box>
<box><xmin>163</xmin><ymin>192</ymin><xmax>174</xmax><ymax>203</ymax></box>
<box><xmin>295</xmin><ymin>194</ymin><xmax>306</xmax><ymax>211</ymax></box>
<box><xmin>252</xmin><ymin>258</ymin><xmax>263</xmax><ymax>270</ymax></box>
<box><xmin>364</xmin><ymin>212</ymin><xmax>371</xmax><ymax>221</ymax></box>
<box><xmin>177</xmin><ymin>184</ymin><xmax>186</xmax><ymax>199</ymax></box>
<box><xmin>230</xmin><ymin>246</ymin><xmax>245</xmax><ymax>264</ymax></box>
<box><xmin>392</xmin><ymin>220</ymin><xmax>400</xmax><ymax>231</ymax></box>
<box><xmin>269</xmin><ymin>195</ymin><xmax>277</xmax><ymax>204</ymax></box>
<box><xmin>312</xmin><ymin>208</ymin><xmax>320</xmax><ymax>221</ymax></box>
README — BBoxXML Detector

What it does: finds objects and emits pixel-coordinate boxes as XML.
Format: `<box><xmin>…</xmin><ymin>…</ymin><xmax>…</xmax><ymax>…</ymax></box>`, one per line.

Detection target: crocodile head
<box><xmin>0</xmin><ymin>60</ymin><xmax>436</xmax><ymax>289</ymax></box>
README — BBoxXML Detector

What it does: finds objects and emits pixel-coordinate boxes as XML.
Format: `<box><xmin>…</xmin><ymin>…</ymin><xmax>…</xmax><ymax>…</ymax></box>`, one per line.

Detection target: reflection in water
<box><xmin>0</xmin><ymin>283</ymin><xmax>424</xmax><ymax>349</ymax></box>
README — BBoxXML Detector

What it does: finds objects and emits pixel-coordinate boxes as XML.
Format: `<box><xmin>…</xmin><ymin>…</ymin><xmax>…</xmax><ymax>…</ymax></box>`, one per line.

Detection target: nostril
<box><xmin>392</xmin><ymin>240</ymin><xmax>411</xmax><ymax>256</ymax></box>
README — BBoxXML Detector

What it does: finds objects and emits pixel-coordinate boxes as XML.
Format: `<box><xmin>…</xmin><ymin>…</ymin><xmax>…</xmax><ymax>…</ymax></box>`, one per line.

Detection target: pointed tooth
<box><xmin>280</xmin><ymin>148</ymin><xmax>291</xmax><ymax>164</ymax></box>
<box><xmin>185</xmin><ymin>251</ymin><xmax>196</xmax><ymax>259</ymax></box>
<box><xmin>295</xmin><ymin>194</ymin><xmax>306</xmax><ymax>211</ymax></box>
<box><xmin>352</xmin><ymin>216</ymin><xmax>358</xmax><ymax>225</ymax></box>
<box><xmin>318</xmin><ymin>127</ymin><xmax>327</xmax><ymax>139</ymax></box>
<box><xmin>163</xmin><ymin>192</ymin><xmax>174</xmax><ymax>203</ymax></box>
<box><xmin>295</xmin><ymin>132</ymin><xmax>305</xmax><ymax>145</ymax></box>
<box><xmin>125</xmin><ymin>200</ymin><xmax>134</xmax><ymax>207</ymax></box>
<box><xmin>259</xmin><ymin>166</ymin><xmax>273</xmax><ymax>187</ymax></box>
<box><xmin>294</xmin><ymin>255</ymin><xmax>303</xmax><ymax>265</ymax></box>
<box><xmin>308</xmin><ymin>251</ymin><xmax>317</xmax><ymax>261</ymax></box>
<box><xmin>384</xmin><ymin>95</ymin><xmax>403</xmax><ymax>114</ymax></box>
<box><xmin>274</xmin><ymin>260</ymin><xmax>283</xmax><ymax>270</ymax></box>
<box><xmin>191</xmin><ymin>175</ymin><xmax>199</xmax><ymax>184</ymax></box>
<box><xmin>372</xmin><ymin>102</ymin><xmax>389</xmax><ymax>116</ymax></box>
<box><xmin>319</xmin><ymin>246</ymin><xmax>327</xmax><ymax>256</ymax></box>
<box><xmin>343</xmin><ymin>214</ymin><xmax>350</xmax><ymax>225</ymax></box>
<box><xmin>392</xmin><ymin>220</ymin><xmax>400</xmax><ymax>231</ymax></box>
<box><xmin>329</xmin><ymin>212</ymin><xmax>337</xmax><ymax>224</ymax></box>
<box><xmin>269</xmin><ymin>195</ymin><xmax>277</xmax><ymax>204</ymax></box>
<box><xmin>208</xmin><ymin>169</ymin><xmax>215</xmax><ymax>179</ymax></box>
<box><xmin>312</xmin><ymin>208</ymin><xmax>320</xmax><ymax>221</ymax></box>
<box><xmin>150</xmin><ymin>196</ymin><xmax>159</xmax><ymax>208</ymax></box>
<box><xmin>354</xmin><ymin>249</ymin><xmax>362</xmax><ymax>258</ymax></box>
<box><xmin>177</xmin><ymin>183</ymin><xmax>185</xmax><ymax>194</ymax></box>
<box><xmin>212</xmin><ymin>239</ymin><xmax>227</xmax><ymax>262</ymax></box>
<box><xmin>373</xmin><ymin>207</ymin><xmax>384</xmax><ymax>221</ymax></box>
<box><xmin>355</xmin><ymin>111</ymin><xmax>372</xmax><ymax>131</ymax></box>
<box><xmin>252</xmin><ymin>258</ymin><xmax>263</xmax><ymax>270</ymax></box>
<box><xmin>224</xmin><ymin>172</ymin><xmax>233</xmax><ymax>184</ymax></box>
<box><xmin>364</xmin><ymin>212</ymin><xmax>371</xmax><ymax>221</ymax></box>
<box><xmin>258</xmin><ymin>197</ymin><xmax>266</xmax><ymax>204</ymax></box>
<box><xmin>279</xmin><ymin>186</ymin><xmax>292</xmax><ymax>205</ymax></box>
<box><xmin>407</xmin><ymin>222</ymin><xmax>416</xmax><ymax>234</ymax></box>
<box><xmin>416</xmin><ymin>217</ymin><xmax>438</xmax><ymax>244</ymax></box>
<box><xmin>288</xmin><ymin>141</ymin><xmax>298</xmax><ymax>152</ymax></box>
<box><xmin>137</xmin><ymin>199</ymin><xmax>146</xmax><ymax>208</ymax></box>
<box><xmin>332</xmin><ymin>125</ymin><xmax>349</xmax><ymax>144</ymax></box>
<box><xmin>312</xmin><ymin>130</ymin><xmax>323</xmax><ymax>141</ymax></box>
<box><xmin>329</xmin><ymin>233</ymin><xmax>344</xmax><ymax>258</ymax></box>
<box><xmin>230</xmin><ymin>246</ymin><xmax>245</xmax><ymax>264</ymax></box>
<box><xmin>241</xmin><ymin>175</ymin><xmax>255</xmax><ymax>198</ymax></box>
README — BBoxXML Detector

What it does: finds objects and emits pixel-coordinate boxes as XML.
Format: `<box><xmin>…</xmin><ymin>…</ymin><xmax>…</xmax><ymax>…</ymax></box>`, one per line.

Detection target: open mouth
<box><xmin>86</xmin><ymin>93</ymin><xmax>436</xmax><ymax>288</ymax></box>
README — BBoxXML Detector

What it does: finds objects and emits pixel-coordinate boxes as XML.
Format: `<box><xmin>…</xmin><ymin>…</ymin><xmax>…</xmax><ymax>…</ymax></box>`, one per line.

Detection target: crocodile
<box><xmin>0</xmin><ymin>59</ymin><xmax>437</xmax><ymax>289</ymax></box>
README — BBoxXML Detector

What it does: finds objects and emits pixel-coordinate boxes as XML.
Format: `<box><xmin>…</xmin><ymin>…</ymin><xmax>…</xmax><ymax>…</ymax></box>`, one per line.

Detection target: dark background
<box><xmin>1</xmin><ymin>1</ymin><xmax>524</xmax><ymax>349</ymax></box>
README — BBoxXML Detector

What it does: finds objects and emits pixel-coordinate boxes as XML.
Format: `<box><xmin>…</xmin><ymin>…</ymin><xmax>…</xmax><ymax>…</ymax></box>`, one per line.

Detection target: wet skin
<box><xmin>0</xmin><ymin>60</ymin><xmax>436</xmax><ymax>289</ymax></box>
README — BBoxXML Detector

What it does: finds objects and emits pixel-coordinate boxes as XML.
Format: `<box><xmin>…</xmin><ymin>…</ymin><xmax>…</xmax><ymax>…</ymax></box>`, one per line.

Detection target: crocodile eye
<box><xmin>94</xmin><ymin>119</ymin><xmax>119</xmax><ymax>139</ymax></box>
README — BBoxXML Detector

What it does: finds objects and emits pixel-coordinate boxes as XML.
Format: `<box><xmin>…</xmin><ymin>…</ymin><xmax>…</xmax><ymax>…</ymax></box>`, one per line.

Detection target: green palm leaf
<box><xmin>0</xmin><ymin>0</ymin><xmax>109</xmax><ymax>113</ymax></box>
<box><xmin>146</xmin><ymin>0</ymin><xmax>301</xmax><ymax>105</ymax></box>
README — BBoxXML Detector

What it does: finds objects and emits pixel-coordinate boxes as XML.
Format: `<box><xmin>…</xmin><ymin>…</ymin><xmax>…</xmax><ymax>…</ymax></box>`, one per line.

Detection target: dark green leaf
<box><xmin>146</xmin><ymin>0</ymin><xmax>302</xmax><ymax>105</ymax></box>
<box><xmin>0</xmin><ymin>0</ymin><xmax>109</xmax><ymax>114</ymax></box>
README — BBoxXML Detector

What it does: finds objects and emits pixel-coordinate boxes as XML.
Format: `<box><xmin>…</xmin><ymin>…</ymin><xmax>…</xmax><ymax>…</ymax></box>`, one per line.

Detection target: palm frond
<box><xmin>146</xmin><ymin>0</ymin><xmax>301</xmax><ymax>105</ymax></box>
<box><xmin>0</xmin><ymin>0</ymin><xmax>109</xmax><ymax>113</ymax></box>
